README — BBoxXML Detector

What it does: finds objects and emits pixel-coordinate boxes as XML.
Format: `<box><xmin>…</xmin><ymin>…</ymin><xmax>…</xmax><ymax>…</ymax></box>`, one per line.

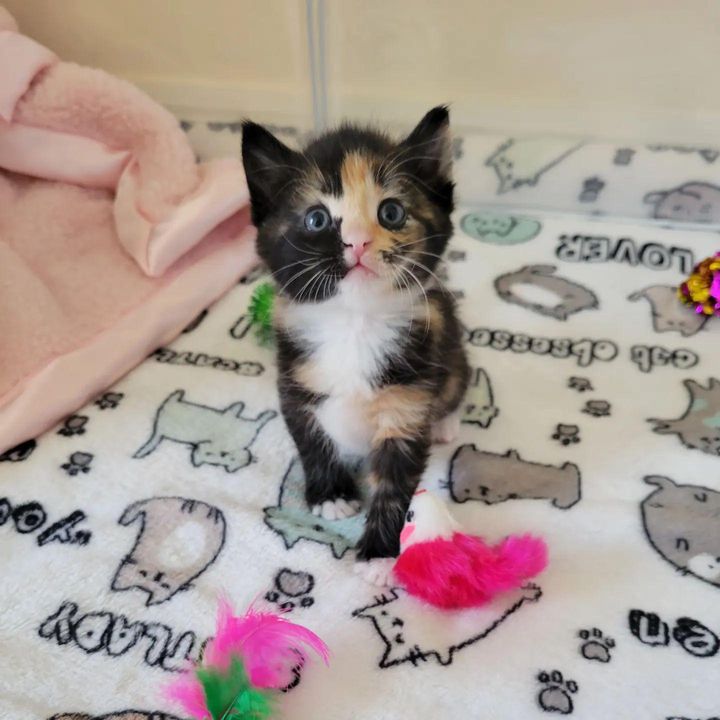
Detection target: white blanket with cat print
<box><xmin>1</xmin><ymin>209</ymin><xmax>720</xmax><ymax>720</ymax></box>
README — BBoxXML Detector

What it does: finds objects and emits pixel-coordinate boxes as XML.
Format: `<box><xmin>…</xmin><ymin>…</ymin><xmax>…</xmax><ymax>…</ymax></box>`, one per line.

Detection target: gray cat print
<box><xmin>628</xmin><ymin>285</ymin><xmax>708</xmax><ymax>337</ymax></box>
<box><xmin>112</xmin><ymin>497</ymin><xmax>226</xmax><ymax>605</ymax></box>
<box><xmin>644</xmin><ymin>182</ymin><xmax>720</xmax><ymax>224</ymax></box>
<box><xmin>447</xmin><ymin>444</ymin><xmax>581</xmax><ymax>509</ymax></box>
<box><xmin>641</xmin><ymin>475</ymin><xmax>720</xmax><ymax>588</ymax></box>
<box><xmin>134</xmin><ymin>390</ymin><xmax>276</xmax><ymax>471</ymax></box>
<box><xmin>650</xmin><ymin>378</ymin><xmax>720</xmax><ymax>456</ymax></box>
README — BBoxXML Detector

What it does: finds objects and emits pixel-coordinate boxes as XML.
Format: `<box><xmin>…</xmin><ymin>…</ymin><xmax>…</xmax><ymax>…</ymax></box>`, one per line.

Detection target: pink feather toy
<box><xmin>393</xmin><ymin>490</ymin><xmax>548</xmax><ymax>609</ymax></box>
<box><xmin>165</xmin><ymin>601</ymin><xmax>329</xmax><ymax>720</ymax></box>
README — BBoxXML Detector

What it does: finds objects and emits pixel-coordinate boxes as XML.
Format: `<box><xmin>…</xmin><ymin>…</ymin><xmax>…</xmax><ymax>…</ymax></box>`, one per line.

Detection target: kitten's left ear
<box><xmin>398</xmin><ymin>105</ymin><xmax>454</xmax><ymax>210</ymax></box>
<box><xmin>400</xmin><ymin>105</ymin><xmax>453</xmax><ymax>182</ymax></box>
<box><xmin>242</xmin><ymin>121</ymin><xmax>302</xmax><ymax>225</ymax></box>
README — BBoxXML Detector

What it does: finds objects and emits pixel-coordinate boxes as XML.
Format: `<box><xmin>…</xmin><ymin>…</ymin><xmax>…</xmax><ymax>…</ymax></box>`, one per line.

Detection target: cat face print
<box><xmin>644</xmin><ymin>182</ymin><xmax>720</xmax><ymax>224</ymax></box>
<box><xmin>642</xmin><ymin>476</ymin><xmax>720</xmax><ymax>587</ymax></box>
<box><xmin>241</xmin><ymin>107</ymin><xmax>454</xmax><ymax>303</ymax></box>
<box><xmin>190</xmin><ymin>443</ymin><xmax>251</xmax><ymax>473</ymax></box>
<box><xmin>112</xmin><ymin>497</ymin><xmax>226</xmax><ymax>605</ymax></box>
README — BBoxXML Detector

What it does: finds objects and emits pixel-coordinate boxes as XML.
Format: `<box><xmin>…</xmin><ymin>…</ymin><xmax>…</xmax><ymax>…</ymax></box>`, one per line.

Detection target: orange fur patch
<box><xmin>427</xmin><ymin>302</ymin><xmax>444</xmax><ymax>334</ymax></box>
<box><xmin>436</xmin><ymin>372</ymin><xmax>462</xmax><ymax>417</ymax></box>
<box><xmin>371</xmin><ymin>385</ymin><xmax>432</xmax><ymax>444</ymax></box>
<box><xmin>340</xmin><ymin>152</ymin><xmax>397</xmax><ymax>254</ymax></box>
<box><xmin>340</xmin><ymin>151</ymin><xmax>375</xmax><ymax>223</ymax></box>
<box><xmin>294</xmin><ymin>358</ymin><xmax>325</xmax><ymax>394</ymax></box>
<box><xmin>366</xmin><ymin>470</ymin><xmax>381</xmax><ymax>488</ymax></box>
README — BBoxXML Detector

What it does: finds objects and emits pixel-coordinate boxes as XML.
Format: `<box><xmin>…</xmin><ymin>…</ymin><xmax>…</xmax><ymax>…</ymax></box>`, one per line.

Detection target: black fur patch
<box><xmin>241</xmin><ymin>106</ymin><xmax>455</xmax><ymax>304</ymax></box>
<box><xmin>242</xmin><ymin>107</ymin><xmax>469</xmax><ymax>559</ymax></box>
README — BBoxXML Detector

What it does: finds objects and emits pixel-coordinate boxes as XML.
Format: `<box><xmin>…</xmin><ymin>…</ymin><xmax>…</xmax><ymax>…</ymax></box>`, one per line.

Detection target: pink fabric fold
<box><xmin>0</xmin><ymin>122</ymin><xmax>130</xmax><ymax>187</ymax></box>
<box><xmin>115</xmin><ymin>158</ymin><xmax>252</xmax><ymax>276</ymax></box>
<box><xmin>0</xmin><ymin>7</ymin><xmax>257</xmax><ymax>453</ymax></box>
<box><xmin>0</xmin><ymin>30</ymin><xmax>56</xmax><ymax>122</ymax></box>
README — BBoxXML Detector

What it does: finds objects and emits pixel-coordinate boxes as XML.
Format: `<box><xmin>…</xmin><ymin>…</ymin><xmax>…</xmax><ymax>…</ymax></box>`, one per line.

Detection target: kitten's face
<box><xmin>242</xmin><ymin>107</ymin><xmax>454</xmax><ymax>303</ymax></box>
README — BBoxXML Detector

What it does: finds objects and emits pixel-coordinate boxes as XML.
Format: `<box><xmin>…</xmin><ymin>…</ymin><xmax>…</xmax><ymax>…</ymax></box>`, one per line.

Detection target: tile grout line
<box><xmin>306</xmin><ymin>0</ymin><xmax>328</xmax><ymax>132</ymax></box>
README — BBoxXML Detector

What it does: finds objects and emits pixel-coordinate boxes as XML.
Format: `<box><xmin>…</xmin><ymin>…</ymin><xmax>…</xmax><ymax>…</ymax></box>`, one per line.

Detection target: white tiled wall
<box><xmin>3</xmin><ymin>0</ymin><xmax>314</xmax><ymax>128</ymax></box>
<box><xmin>323</xmin><ymin>0</ymin><xmax>720</xmax><ymax>143</ymax></box>
<box><xmin>7</xmin><ymin>0</ymin><xmax>720</xmax><ymax>222</ymax></box>
<box><xmin>6</xmin><ymin>0</ymin><xmax>720</xmax><ymax>144</ymax></box>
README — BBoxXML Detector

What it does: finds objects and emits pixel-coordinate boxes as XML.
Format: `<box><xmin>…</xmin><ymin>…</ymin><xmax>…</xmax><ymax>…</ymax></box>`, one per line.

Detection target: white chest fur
<box><xmin>282</xmin><ymin>279</ymin><xmax>416</xmax><ymax>456</ymax></box>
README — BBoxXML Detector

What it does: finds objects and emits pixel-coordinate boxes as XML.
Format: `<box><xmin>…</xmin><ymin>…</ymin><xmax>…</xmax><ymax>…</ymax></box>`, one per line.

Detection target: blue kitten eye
<box><xmin>378</xmin><ymin>199</ymin><xmax>406</xmax><ymax>229</ymax></box>
<box><xmin>304</xmin><ymin>206</ymin><xmax>331</xmax><ymax>232</ymax></box>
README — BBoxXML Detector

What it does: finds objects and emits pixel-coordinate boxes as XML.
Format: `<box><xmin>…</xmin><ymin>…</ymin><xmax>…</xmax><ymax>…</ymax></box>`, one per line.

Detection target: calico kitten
<box><xmin>242</xmin><ymin>106</ymin><xmax>470</xmax><ymax>584</ymax></box>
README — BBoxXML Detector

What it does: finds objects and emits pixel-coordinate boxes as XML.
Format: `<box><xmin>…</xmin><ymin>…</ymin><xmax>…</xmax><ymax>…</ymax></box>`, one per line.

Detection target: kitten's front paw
<box><xmin>311</xmin><ymin>498</ymin><xmax>362</xmax><ymax>520</ymax></box>
<box><xmin>432</xmin><ymin>411</ymin><xmax>460</xmax><ymax>444</ymax></box>
<box><xmin>354</xmin><ymin>558</ymin><xmax>396</xmax><ymax>587</ymax></box>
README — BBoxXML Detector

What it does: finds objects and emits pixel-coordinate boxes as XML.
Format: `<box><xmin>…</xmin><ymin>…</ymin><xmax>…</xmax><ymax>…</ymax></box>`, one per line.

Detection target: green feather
<box><xmin>247</xmin><ymin>282</ymin><xmax>276</xmax><ymax>346</ymax></box>
<box><xmin>197</xmin><ymin>656</ymin><xmax>274</xmax><ymax>720</ymax></box>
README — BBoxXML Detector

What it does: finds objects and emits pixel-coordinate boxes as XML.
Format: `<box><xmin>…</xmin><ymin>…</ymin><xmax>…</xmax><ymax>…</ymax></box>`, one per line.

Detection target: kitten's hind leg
<box><xmin>431</xmin><ymin>409</ymin><xmax>461</xmax><ymax>444</ymax></box>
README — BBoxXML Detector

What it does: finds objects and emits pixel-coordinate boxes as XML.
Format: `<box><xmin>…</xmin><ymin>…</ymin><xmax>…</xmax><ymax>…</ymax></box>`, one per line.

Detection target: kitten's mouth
<box><xmin>346</xmin><ymin>263</ymin><xmax>378</xmax><ymax>278</ymax></box>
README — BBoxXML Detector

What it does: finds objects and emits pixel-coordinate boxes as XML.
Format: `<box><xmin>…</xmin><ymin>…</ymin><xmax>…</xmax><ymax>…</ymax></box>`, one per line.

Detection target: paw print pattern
<box><xmin>582</xmin><ymin>400</ymin><xmax>611</xmax><ymax>417</ymax></box>
<box><xmin>552</xmin><ymin>424</ymin><xmax>581</xmax><ymax>446</ymax></box>
<box><xmin>61</xmin><ymin>452</ymin><xmax>93</xmax><ymax>476</ymax></box>
<box><xmin>537</xmin><ymin>670</ymin><xmax>578</xmax><ymax>715</ymax></box>
<box><xmin>579</xmin><ymin>176</ymin><xmax>605</xmax><ymax>203</ymax></box>
<box><xmin>578</xmin><ymin>628</ymin><xmax>615</xmax><ymax>662</ymax></box>
<box><xmin>94</xmin><ymin>392</ymin><xmax>124</xmax><ymax>410</ymax></box>
<box><xmin>568</xmin><ymin>377</ymin><xmax>593</xmax><ymax>393</ymax></box>
<box><xmin>265</xmin><ymin>568</ymin><xmax>315</xmax><ymax>612</ymax></box>
<box><xmin>613</xmin><ymin>148</ymin><xmax>635</xmax><ymax>166</ymax></box>
<box><xmin>57</xmin><ymin>415</ymin><xmax>88</xmax><ymax>437</ymax></box>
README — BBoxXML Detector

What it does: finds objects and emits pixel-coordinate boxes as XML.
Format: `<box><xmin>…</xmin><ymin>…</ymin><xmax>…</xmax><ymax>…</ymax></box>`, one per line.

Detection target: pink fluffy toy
<box><xmin>165</xmin><ymin>600</ymin><xmax>329</xmax><ymax>720</ymax></box>
<box><xmin>393</xmin><ymin>490</ymin><xmax>548</xmax><ymax>609</ymax></box>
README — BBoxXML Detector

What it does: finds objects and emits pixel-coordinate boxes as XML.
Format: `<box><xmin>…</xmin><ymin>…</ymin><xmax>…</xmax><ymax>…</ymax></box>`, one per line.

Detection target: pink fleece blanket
<box><xmin>0</xmin><ymin>7</ymin><xmax>257</xmax><ymax>454</ymax></box>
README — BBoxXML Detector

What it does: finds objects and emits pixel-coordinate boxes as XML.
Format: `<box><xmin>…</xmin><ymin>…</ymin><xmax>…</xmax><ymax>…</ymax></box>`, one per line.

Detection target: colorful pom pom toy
<box><xmin>678</xmin><ymin>252</ymin><xmax>720</xmax><ymax>317</ymax></box>
<box><xmin>165</xmin><ymin>601</ymin><xmax>329</xmax><ymax>720</ymax></box>
<box><xmin>247</xmin><ymin>282</ymin><xmax>276</xmax><ymax>345</ymax></box>
<box><xmin>393</xmin><ymin>490</ymin><xmax>548</xmax><ymax>609</ymax></box>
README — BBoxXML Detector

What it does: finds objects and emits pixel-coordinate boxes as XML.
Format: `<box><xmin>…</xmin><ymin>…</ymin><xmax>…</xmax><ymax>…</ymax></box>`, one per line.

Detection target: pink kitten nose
<box><xmin>343</xmin><ymin>231</ymin><xmax>372</xmax><ymax>263</ymax></box>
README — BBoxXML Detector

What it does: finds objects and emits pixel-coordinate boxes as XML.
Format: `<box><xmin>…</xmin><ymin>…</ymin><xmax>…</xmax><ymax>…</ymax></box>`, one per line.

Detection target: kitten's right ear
<box><xmin>241</xmin><ymin>122</ymin><xmax>301</xmax><ymax>225</ymax></box>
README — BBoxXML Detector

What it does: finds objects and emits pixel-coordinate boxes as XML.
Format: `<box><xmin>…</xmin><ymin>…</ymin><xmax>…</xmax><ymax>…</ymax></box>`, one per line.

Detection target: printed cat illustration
<box><xmin>459</xmin><ymin>212</ymin><xmax>541</xmax><ymax>245</ymax></box>
<box><xmin>628</xmin><ymin>285</ymin><xmax>708</xmax><ymax>336</ymax></box>
<box><xmin>263</xmin><ymin>457</ymin><xmax>365</xmax><ymax>559</ymax></box>
<box><xmin>134</xmin><ymin>390</ymin><xmax>276</xmax><ymax>471</ymax></box>
<box><xmin>649</xmin><ymin>378</ymin><xmax>720</xmax><ymax>456</ymax></box>
<box><xmin>647</xmin><ymin>144</ymin><xmax>720</xmax><ymax>163</ymax></box>
<box><xmin>112</xmin><ymin>497</ymin><xmax>226</xmax><ymax>605</ymax></box>
<box><xmin>644</xmin><ymin>182</ymin><xmax>720</xmax><ymax>223</ymax></box>
<box><xmin>641</xmin><ymin>475</ymin><xmax>720</xmax><ymax>587</ymax></box>
<box><xmin>462</xmin><ymin>368</ymin><xmax>499</xmax><ymax>428</ymax></box>
<box><xmin>448</xmin><ymin>444</ymin><xmax>581</xmax><ymax>509</ymax></box>
<box><xmin>486</xmin><ymin>138</ymin><xmax>582</xmax><ymax>194</ymax></box>
<box><xmin>353</xmin><ymin>585</ymin><xmax>541</xmax><ymax>668</ymax></box>
<box><xmin>494</xmin><ymin>264</ymin><xmax>598</xmax><ymax>321</ymax></box>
